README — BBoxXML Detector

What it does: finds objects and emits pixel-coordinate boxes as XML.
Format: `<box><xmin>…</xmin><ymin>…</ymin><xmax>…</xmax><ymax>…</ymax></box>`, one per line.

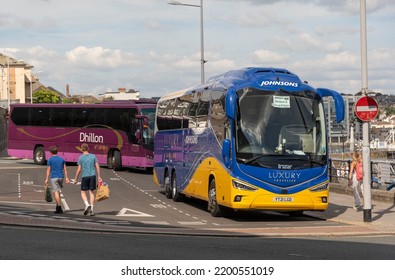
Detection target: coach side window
<box><xmin>50</xmin><ymin>108</ymin><xmax>71</xmax><ymax>127</ymax></box>
<box><xmin>196</xmin><ymin>91</ymin><xmax>210</xmax><ymax>128</ymax></box>
<box><xmin>31</xmin><ymin>108</ymin><xmax>50</xmax><ymax>126</ymax></box>
<box><xmin>10</xmin><ymin>108</ymin><xmax>29</xmax><ymax>125</ymax></box>
<box><xmin>210</xmin><ymin>90</ymin><xmax>226</xmax><ymax>143</ymax></box>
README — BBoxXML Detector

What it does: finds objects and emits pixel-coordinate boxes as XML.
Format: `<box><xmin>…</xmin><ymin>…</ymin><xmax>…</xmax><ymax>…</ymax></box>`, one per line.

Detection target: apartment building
<box><xmin>0</xmin><ymin>53</ymin><xmax>36</xmax><ymax>109</ymax></box>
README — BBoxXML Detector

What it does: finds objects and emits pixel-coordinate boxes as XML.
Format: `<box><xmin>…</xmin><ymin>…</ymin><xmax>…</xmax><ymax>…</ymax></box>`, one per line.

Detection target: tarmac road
<box><xmin>0</xmin><ymin>155</ymin><xmax>395</xmax><ymax>237</ymax></box>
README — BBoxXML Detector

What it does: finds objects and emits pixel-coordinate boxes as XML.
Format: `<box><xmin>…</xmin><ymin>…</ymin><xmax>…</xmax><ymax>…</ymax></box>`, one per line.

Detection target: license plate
<box><xmin>273</xmin><ymin>197</ymin><xmax>294</xmax><ymax>202</ymax></box>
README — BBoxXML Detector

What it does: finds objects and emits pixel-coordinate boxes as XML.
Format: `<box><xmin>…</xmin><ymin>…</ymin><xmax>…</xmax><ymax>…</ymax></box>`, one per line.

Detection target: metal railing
<box><xmin>329</xmin><ymin>158</ymin><xmax>395</xmax><ymax>190</ymax></box>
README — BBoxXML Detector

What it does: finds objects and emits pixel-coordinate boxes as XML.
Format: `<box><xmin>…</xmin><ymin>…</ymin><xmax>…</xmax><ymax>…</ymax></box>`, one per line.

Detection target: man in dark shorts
<box><xmin>73</xmin><ymin>143</ymin><xmax>101</xmax><ymax>216</ymax></box>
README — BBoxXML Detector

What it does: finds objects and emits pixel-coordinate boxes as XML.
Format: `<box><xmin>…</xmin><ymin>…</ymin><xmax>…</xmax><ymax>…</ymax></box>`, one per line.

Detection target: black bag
<box><xmin>45</xmin><ymin>187</ymin><xmax>53</xmax><ymax>202</ymax></box>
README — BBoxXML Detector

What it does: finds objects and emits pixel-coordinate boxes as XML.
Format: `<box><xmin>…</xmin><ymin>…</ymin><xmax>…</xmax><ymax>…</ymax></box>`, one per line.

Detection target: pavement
<box><xmin>306</xmin><ymin>184</ymin><xmax>395</xmax><ymax>236</ymax></box>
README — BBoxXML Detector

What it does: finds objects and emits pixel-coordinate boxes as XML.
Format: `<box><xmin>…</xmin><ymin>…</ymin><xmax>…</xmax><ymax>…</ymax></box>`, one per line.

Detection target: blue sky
<box><xmin>1</xmin><ymin>0</ymin><xmax>394</xmax><ymax>98</ymax></box>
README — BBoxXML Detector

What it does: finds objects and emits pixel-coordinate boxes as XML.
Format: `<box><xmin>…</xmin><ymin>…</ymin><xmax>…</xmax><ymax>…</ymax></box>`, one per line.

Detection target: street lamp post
<box><xmin>7</xmin><ymin>59</ymin><xmax>10</xmax><ymax>111</ymax></box>
<box><xmin>30</xmin><ymin>73</ymin><xmax>33</xmax><ymax>104</ymax></box>
<box><xmin>169</xmin><ymin>0</ymin><xmax>206</xmax><ymax>84</ymax></box>
<box><xmin>360</xmin><ymin>0</ymin><xmax>372</xmax><ymax>222</ymax></box>
<box><xmin>0</xmin><ymin>65</ymin><xmax>3</xmax><ymax>102</ymax></box>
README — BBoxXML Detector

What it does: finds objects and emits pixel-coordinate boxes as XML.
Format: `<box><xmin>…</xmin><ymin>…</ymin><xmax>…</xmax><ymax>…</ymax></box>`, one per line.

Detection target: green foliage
<box><xmin>62</xmin><ymin>97</ymin><xmax>81</xmax><ymax>104</ymax></box>
<box><xmin>384</xmin><ymin>106</ymin><xmax>395</xmax><ymax>116</ymax></box>
<box><xmin>33</xmin><ymin>89</ymin><xmax>61</xmax><ymax>103</ymax></box>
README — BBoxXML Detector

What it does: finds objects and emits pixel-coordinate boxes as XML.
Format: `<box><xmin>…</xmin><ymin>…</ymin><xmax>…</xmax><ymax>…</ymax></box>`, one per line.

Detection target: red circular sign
<box><xmin>354</xmin><ymin>96</ymin><xmax>379</xmax><ymax>122</ymax></box>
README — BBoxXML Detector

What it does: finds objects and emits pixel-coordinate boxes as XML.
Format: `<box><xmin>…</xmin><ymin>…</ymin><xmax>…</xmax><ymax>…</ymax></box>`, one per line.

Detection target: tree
<box><xmin>62</xmin><ymin>96</ymin><xmax>81</xmax><ymax>103</ymax></box>
<box><xmin>33</xmin><ymin>89</ymin><xmax>61</xmax><ymax>103</ymax></box>
<box><xmin>384</xmin><ymin>106</ymin><xmax>395</xmax><ymax>116</ymax></box>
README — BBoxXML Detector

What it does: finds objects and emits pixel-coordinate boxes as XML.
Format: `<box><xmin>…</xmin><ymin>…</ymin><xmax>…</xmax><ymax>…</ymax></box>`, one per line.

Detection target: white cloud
<box><xmin>299</xmin><ymin>33</ymin><xmax>342</xmax><ymax>52</ymax></box>
<box><xmin>252</xmin><ymin>49</ymin><xmax>289</xmax><ymax>64</ymax></box>
<box><xmin>66</xmin><ymin>46</ymin><xmax>140</xmax><ymax>69</ymax></box>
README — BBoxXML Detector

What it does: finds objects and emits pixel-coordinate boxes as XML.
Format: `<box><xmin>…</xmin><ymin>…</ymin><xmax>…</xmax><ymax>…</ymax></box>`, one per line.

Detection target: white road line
<box><xmin>140</xmin><ymin>221</ymin><xmax>170</xmax><ymax>225</ymax></box>
<box><xmin>178</xmin><ymin>221</ymin><xmax>207</xmax><ymax>225</ymax></box>
<box><xmin>117</xmin><ymin>208</ymin><xmax>154</xmax><ymax>217</ymax></box>
<box><xmin>18</xmin><ymin>173</ymin><xmax>21</xmax><ymax>198</ymax></box>
<box><xmin>60</xmin><ymin>192</ymin><xmax>70</xmax><ymax>210</ymax></box>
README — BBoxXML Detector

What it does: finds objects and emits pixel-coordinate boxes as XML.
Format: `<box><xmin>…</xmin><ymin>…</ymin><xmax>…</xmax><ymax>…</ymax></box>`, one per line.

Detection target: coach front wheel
<box><xmin>208</xmin><ymin>179</ymin><xmax>222</xmax><ymax>217</ymax></box>
<box><xmin>110</xmin><ymin>150</ymin><xmax>122</xmax><ymax>171</ymax></box>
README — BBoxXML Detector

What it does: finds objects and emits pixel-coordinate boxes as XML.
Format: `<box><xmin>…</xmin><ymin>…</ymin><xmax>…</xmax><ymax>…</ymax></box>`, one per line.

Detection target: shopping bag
<box><xmin>45</xmin><ymin>186</ymin><xmax>53</xmax><ymax>202</ymax></box>
<box><xmin>95</xmin><ymin>181</ymin><xmax>110</xmax><ymax>202</ymax></box>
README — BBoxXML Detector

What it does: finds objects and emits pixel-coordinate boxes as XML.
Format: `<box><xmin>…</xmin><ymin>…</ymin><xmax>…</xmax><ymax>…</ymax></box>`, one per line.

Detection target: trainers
<box><xmin>353</xmin><ymin>205</ymin><xmax>361</xmax><ymax>210</ymax></box>
<box><xmin>54</xmin><ymin>205</ymin><xmax>63</xmax><ymax>214</ymax></box>
<box><xmin>89</xmin><ymin>209</ymin><xmax>95</xmax><ymax>216</ymax></box>
<box><xmin>84</xmin><ymin>205</ymin><xmax>91</xmax><ymax>215</ymax></box>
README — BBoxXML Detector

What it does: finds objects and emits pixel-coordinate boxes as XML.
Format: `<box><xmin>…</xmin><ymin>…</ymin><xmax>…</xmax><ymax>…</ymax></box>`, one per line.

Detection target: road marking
<box><xmin>116</xmin><ymin>207</ymin><xmax>154</xmax><ymax>217</ymax></box>
<box><xmin>22</xmin><ymin>181</ymin><xmax>34</xmax><ymax>185</ymax></box>
<box><xmin>141</xmin><ymin>221</ymin><xmax>170</xmax><ymax>225</ymax></box>
<box><xmin>18</xmin><ymin>173</ymin><xmax>21</xmax><ymax>198</ymax></box>
<box><xmin>61</xmin><ymin>194</ymin><xmax>70</xmax><ymax>210</ymax></box>
<box><xmin>150</xmin><ymin>204</ymin><xmax>167</xmax><ymax>209</ymax></box>
<box><xmin>178</xmin><ymin>221</ymin><xmax>207</xmax><ymax>225</ymax></box>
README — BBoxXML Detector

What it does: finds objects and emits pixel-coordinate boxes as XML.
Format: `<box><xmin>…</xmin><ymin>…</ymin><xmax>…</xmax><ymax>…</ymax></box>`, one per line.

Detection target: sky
<box><xmin>0</xmin><ymin>0</ymin><xmax>394</xmax><ymax>98</ymax></box>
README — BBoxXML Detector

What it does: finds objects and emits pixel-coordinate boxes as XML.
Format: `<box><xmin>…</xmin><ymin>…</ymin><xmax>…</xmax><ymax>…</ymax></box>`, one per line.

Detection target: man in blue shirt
<box><xmin>73</xmin><ymin>143</ymin><xmax>101</xmax><ymax>216</ymax></box>
<box><xmin>45</xmin><ymin>146</ymin><xmax>70</xmax><ymax>214</ymax></box>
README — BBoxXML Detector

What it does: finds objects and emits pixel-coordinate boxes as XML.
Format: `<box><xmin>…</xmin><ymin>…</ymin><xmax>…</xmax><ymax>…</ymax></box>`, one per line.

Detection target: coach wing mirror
<box><xmin>225</xmin><ymin>88</ymin><xmax>237</xmax><ymax>120</ymax></box>
<box><xmin>222</xmin><ymin>139</ymin><xmax>231</xmax><ymax>168</ymax></box>
<box><xmin>317</xmin><ymin>88</ymin><xmax>345</xmax><ymax>123</ymax></box>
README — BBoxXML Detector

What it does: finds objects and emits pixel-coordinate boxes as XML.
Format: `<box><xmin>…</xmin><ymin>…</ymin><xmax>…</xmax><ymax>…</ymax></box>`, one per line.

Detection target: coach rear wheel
<box><xmin>33</xmin><ymin>146</ymin><xmax>46</xmax><ymax>165</ymax></box>
<box><xmin>164</xmin><ymin>171</ymin><xmax>172</xmax><ymax>199</ymax></box>
<box><xmin>171</xmin><ymin>172</ymin><xmax>183</xmax><ymax>202</ymax></box>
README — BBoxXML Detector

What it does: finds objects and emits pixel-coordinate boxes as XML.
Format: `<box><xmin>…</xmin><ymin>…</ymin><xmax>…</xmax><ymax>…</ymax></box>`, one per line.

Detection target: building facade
<box><xmin>0</xmin><ymin>53</ymin><xmax>35</xmax><ymax>109</ymax></box>
<box><xmin>324</xmin><ymin>93</ymin><xmax>364</xmax><ymax>154</ymax></box>
<box><xmin>99</xmin><ymin>88</ymin><xmax>140</xmax><ymax>101</ymax></box>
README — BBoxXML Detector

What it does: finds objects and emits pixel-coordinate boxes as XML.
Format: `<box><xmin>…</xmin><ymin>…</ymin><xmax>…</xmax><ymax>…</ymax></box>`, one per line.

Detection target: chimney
<box><xmin>66</xmin><ymin>84</ymin><xmax>70</xmax><ymax>97</ymax></box>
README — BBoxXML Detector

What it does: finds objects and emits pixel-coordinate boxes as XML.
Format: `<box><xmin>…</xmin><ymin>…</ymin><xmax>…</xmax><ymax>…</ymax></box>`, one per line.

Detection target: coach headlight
<box><xmin>232</xmin><ymin>180</ymin><xmax>258</xmax><ymax>191</ymax></box>
<box><xmin>310</xmin><ymin>183</ymin><xmax>329</xmax><ymax>192</ymax></box>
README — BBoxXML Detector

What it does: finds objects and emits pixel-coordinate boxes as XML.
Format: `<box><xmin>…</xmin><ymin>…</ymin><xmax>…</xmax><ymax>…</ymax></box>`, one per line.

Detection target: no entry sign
<box><xmin>354</xmin><ymin>96</ymin><xmax>379</xmax><ymax>122</ymax></box>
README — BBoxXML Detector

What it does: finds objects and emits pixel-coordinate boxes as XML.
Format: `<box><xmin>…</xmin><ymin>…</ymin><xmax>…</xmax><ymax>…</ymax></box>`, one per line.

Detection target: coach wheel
<box><xmin>208</xmin><ymin>179</ymin><xmax>222</xmax><ymax>217</ymax></box>
<box><xmin>164</xmin><ymin>171</ymin><xmax>172</xmax><ymax>199</ymax></box>
<box><xmin>171</xmin><ymin>172</ymin><xmax>183</xmax><ymax>202</ymax></box>
<box><xmin>33</xmin><ymin>146</ymin><xmax>46</xmax><ymax>165</ymax></box>
<box><xmin>112</xmin><ymin>150</ymin><xmax>122</xmax><ymax>171</ymax></box>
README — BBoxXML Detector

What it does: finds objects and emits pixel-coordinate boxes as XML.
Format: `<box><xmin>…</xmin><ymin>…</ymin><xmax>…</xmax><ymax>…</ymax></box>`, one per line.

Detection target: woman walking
<box><xmin>349</xmin><ymin>152</ymin><xmax>364</xmax><ymax>210</ymax></box>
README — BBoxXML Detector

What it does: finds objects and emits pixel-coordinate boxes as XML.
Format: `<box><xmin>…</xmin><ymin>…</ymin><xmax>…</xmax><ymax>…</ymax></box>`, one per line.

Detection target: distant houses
<box><xmin>98</xmin><ymin>88</ymin><xmax>140</xmax><ymax>101</ymax></box>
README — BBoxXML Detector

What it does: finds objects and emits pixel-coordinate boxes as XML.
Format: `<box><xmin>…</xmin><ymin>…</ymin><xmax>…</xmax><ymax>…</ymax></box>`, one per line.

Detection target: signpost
<box><xmin>354</xmin><ymin>96</ymin><xmax>379</xmax><ymax>122</ymax></box>
<box><xmin>354</xmin><ymin>94</ymin><xmax>379</xmax><ymax>222</ymax></box>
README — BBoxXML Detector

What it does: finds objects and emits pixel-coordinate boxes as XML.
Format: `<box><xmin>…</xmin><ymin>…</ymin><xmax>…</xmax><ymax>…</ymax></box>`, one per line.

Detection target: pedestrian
<box><xmin>44</xmin><ymin>145</ymin><xmax>70</xmax><ymax>214</ymax></box>
<box><xmin>73</xmin><ymin>143</ymin><xmax>101</xmax><ymax>216</ymax></box>
<box><xmin>349</xmin><ymin>151</ymin><xmax>364</xmax><ymax>210</ymax></box>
